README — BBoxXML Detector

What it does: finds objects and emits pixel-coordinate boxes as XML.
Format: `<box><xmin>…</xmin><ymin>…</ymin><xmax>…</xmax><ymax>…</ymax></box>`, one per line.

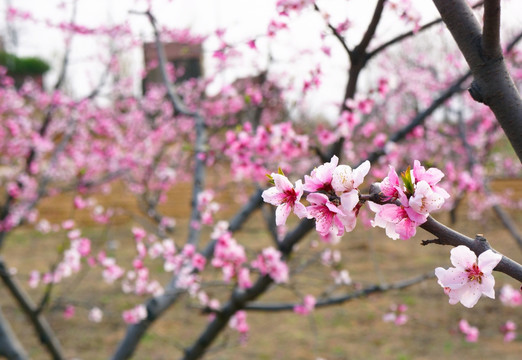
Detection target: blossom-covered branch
<box><xmin>111</xmin><ymin>189</ymin><xmax>264</xmax><ymax>360</ymax></box>
<box><xmin>142</xmin><ymin>9</ymin><xmax>207</xmax><ymax>246</ymax></box>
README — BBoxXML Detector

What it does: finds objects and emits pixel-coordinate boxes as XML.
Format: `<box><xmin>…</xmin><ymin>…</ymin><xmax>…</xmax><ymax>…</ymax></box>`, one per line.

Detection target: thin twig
<box><xmin>246</xmin><ymin>272</ymin><xmax>434</xmax><ymax>311</ymax></box>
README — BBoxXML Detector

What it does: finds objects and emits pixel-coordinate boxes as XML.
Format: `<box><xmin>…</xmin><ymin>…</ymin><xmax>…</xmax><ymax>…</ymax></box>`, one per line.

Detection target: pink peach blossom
<box><xmin>331</xmin><ymin>160</ymin><xmax>370</xmax><ymax>193</ymax></box>
<box><xmin>262</xmin><ymin>174</ymin><xmax>308</xmax><ymax>226</ymax></box>
<box><xmin>459</xmin><ymin>319</ymin><xmax>479</xmax><ymax>342</ymax></box>
<box><xmin>122</xmin><ymin>304</ymin><xmax>147</xmax><ymax>324</ymax></box>
<box><xmin>306</xmin><ymin>193</ymin><xmax>347</xmax><ymax>237</ymax></box>
<box><xmin>408</xmin><ymin>180</ymin><xmax>445</xmax><ymax>215</ymax></box>
<box><xmin>294</xmin><ymin>295</ymin><xmax>316</xmax><ymax>315</ymax></box>
<box><xmin>435</xmin><ymin>246</ymin><xmax>502</xmax><ymax>308</ymax></box>
<box><xmin>303</xmin><ymin>155</ymin><xmax>338</xmax><ymax>192</ymax></box>
<box><xmin>499</xmin><ymin>284</ymin><xmax>522</xmax><ymax>307</ymax></box>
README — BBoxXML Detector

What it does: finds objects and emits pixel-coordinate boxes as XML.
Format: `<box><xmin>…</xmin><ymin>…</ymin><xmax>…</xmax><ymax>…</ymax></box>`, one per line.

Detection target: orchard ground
<box><xmin>1</xmin><ymin>179</ymin><xmax>521</xmax><ymax>360</ymax></box>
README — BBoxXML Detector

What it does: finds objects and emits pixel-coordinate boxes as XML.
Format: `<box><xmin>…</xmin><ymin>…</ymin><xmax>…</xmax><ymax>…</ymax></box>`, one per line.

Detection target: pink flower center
<box><xmin>465</xmin><ymin>263</ymin><xmax>484</xmax><ymax>284</ymax></box>
<box><xmin>283</xmin><ymin>189</ymin><xmax>297</xmax><ymax>205</ymax></box>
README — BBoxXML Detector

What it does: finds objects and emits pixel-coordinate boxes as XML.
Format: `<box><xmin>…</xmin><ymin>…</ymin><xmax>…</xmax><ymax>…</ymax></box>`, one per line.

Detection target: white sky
<box><xmin>2</xmin><ymin>0</ymin><xmax>522</xmax><ymax>119</ymax></box>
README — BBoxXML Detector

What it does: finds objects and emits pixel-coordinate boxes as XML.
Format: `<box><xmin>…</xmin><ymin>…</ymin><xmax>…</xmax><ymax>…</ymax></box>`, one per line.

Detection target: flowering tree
<box><xmin>0</xmin><ymin>0</ymin><xmax>521</xmax><ymax>359</ymax></box>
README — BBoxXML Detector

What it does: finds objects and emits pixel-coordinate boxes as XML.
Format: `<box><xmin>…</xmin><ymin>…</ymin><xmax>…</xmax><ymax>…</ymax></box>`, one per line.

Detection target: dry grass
<box><xmin>1</xmin><ymin>180</ymin><xmax>521</xmax><ymax>360</ymax></box>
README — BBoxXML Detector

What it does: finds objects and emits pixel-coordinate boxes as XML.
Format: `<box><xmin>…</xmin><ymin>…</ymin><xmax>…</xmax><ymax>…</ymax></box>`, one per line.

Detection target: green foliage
<box><xmin>0</xmin><ymin>51</ymin><xmax>50</xmax><ymax>75</ymax></box>
<box><xmin>401</xmin><ymin>166</ymin><xmax>415</xmax><ymax>195</ymax></box>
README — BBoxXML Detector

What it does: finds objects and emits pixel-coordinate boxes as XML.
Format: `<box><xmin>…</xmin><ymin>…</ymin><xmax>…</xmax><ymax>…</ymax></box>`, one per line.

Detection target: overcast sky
<box><xmin>2</xmin><ymin>0</ymin><xmax>522</xmax><ymax>119</ymax></box>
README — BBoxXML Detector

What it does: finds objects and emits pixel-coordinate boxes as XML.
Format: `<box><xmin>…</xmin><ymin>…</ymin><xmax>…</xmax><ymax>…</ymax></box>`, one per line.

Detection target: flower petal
<box><xmin>456</xmin><ymin>283</ymin><xmax>482</xmax><ymax>308</ymax></box>
<box><xmin>262</xmin><ymin>187</ymin><xmax>285</xmax><ymax>206</ymax></box>
<box><xmin>479</xmin><ymin>274</ymin><xmax>496</xmax><ymax>299</ymax></box>
<box><xmin>293</xmin><ymin>202</ymin><xmax>309</xmax><ymax>219</ymax></box>
<box><xmin>275</xmin><ymin>203</ymin><xmax>292</xmax><ymax>226</ymax></box>
<box><xmin>272</xmin><ymin>173</ymin><xmax>293</xmax><ymax>192</ymax></box>
<box><xmin>306</xmin><ymin>192</ymin><xmax>329</xmax><ymax>206</ymax></box>
<box><xmin>450</xmin><ymin>246</ymin><xmax>476</xmax><ymax>270</ymax></box>
<box><xmin>340</xmin><ymin>190</ymin><xmax>359</xmax><ymax>212</ymax></box>
<box><xmin>435</xmin><ymin>267</ymin><xmax>467</xmax><ymax>289</ymax></box>
<box><xmin>477</xmin><ymin>250</ymin><xmax>502</xmax><ymax>274</ymax></box>
<box><xmin>352</xmin><ymin>160</ymin><xmax>370</xmax><ymax>188</ymax></box>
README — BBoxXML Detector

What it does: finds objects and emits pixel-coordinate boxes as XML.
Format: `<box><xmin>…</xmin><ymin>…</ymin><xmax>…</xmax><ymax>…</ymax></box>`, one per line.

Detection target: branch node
<box><xmin>421</xmin><ymin>238</ymin><xmax>442</xmax><ymax>246</ymax></box>
<box><xmin>475</xmin><ymin>234</ymin><xmax>487</xmax><ymax>242</ymax></box>
<box><xmin>468</xmin><ymin>81</ymin><xmax>485</xmax><ymax>103</ymax></box>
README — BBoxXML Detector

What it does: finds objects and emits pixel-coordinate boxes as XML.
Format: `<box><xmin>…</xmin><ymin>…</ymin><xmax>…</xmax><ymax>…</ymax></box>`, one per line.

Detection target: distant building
<box><xmin>0</xmin><ymin>37</ymin><xmax>48</xmax><ymax>90</ymax></box>
<box><xmin>142</xmin><ymin>42</ymin><xmax>202</xmax><ymax>93</ymax></box>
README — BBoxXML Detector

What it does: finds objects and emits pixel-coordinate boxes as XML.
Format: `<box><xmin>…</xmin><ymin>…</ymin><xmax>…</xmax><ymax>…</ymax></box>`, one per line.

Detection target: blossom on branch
<box><xmin>294</xmin><ymin>295</ymin><xmax>316</xmax><ymax>316</ymax></box>
<box><xmin>251</xmin><ymin>247</ymin><xmax>288</xmax><ymax>283</ymax></box>
<box><xmin>262</xmin><ymin>173</ymin><xmax>308</xmax><ymax>226</ymax></box>
<box><xmin>435</xmin><ymin>246</ymin><xmax>502</xmax><ymax>308</ymax></box>
<box><xmin>122</xmin><ymin>304</ymin><xmax>147</xmax><ymax>324</ymax></box>
<box><xmin>369</xmin><ymin>160</ymin><xmax>448</xmax><ymax>240</ymax></box>
<box><xmin>303</xmin><ymin>155</ymin><xmax>338</xmax><ymax>193</ymax></box>
<box><xmin>368</xmin><ymin>201</ymin><xmax>426</xmax><ymax>240</ymax></box>
<box><xmin>263</xmin><ymin>156</ymin><xmax>369</xmax><ymax>238</ymax></box>
<box><xmin>382</xmin><ymin>303</ymin><xmax>408</xmax><ymax>326</ymax></box>
<box><xmin>331</xmin><ymin>161</ymin><xmax>370</xmax><ymax>193</ymax></box>
<box><xmin>88</xmin><ymin>307</ymin><xmax>103</xmax><ymax>323</ymax></box>
<box><xmin>306</xmin><ymin>192</ymin><xmax>358</xmax><ymax>237</ymax></box>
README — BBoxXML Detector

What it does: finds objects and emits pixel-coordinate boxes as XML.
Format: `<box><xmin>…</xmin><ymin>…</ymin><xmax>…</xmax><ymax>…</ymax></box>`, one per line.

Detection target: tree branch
<box><xmin>357</xmin><ymin>0</ymin><xmax>386</xmax><ymax>54</ymax></box>
<box><xmin>0</xmin><ymin>304</ymin><xmax>28</xmax><ymax>360</ymax></box>
<box><xmin>420</xmin><ymin>216</ymin><xmax>522</xmax><ymax>282</ymax></box>
<box><xmin>343</xmin><ymin>0</ymin><xmax>387</xmax><ymax>103</ymax></box>
<box><xmin>111</xmin><ymin>189</ymin><xmax>264</xmax><ymax>360</ymax></box>
<box><xmin>482</xmin><ymin>0</ymin><xmax>502</xmax><ymax>59</ymax></box>
<box><xmin>433</xmin><ymin>0</ymin><xmax>522</xmax><ymax>161</ymax></box>
<box><xmin>313</xmin><ymin>3</ymin><xmax>352</xmax><ymax>58</ymax></box>
<box><xmin>366</xmin><ymin>70</ymin><xmax>471</xmax><ymax>164</ymax></box>
<box><xmin>490</xmin><ymin>198</ymin><xmax>522</xmax><ymax>250</ymax></box>
<box><xmin>367</xmin><ymin>1</ymin><xmax>485</xmax><ymax>61</ymax></box>
<box><xmin>0</xmin><ymin>257</ymin><xmax>65</xmax><ymax>360</ymax></box>
<box><xmin>141</xmin><ymin>9</ymin><xmax>207</xmax><ymax>246</ymax></box>
<box><xmin>246</xmin><ymin>272</ymin><xmax>434</xmax><ymax>311</ymax></box>
<box><xmin>53</xmin><ymin>0</ymin><xmax>78</xmax><ymax>91</ymax></box>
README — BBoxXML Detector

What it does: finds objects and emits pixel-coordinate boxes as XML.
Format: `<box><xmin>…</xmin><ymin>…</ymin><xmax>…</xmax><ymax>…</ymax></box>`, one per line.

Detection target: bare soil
<box><xmin>1</xmin><ymin>180</ymin><xmax>521</xmax><ymax>360</ymax></box>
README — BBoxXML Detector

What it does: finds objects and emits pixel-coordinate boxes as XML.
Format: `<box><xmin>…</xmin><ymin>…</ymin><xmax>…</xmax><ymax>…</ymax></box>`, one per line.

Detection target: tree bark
<box><xmin>0</xmin><ymin>305</ymin><xmax>28</xmax><ymax>360</ymax></box>
<box><xmin>433</xmin><ymin>0</ymin><xmax>522</xmax><ymax>161</ymax></box>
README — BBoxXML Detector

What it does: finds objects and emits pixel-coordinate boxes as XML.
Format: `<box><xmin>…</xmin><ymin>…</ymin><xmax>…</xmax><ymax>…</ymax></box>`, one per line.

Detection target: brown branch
<box><xmin>420</xmin><ymin>216</ymin><xmax>522</xmax><ymax>282</ymax></box>
<box><xmin>313</xmin><ymin>3</ymin><xmax>352</xmax><ymax>58</ymax></box>
<box><xmin>489</xmin><ymin>190</ymin><xmax>522</xmax><ymax>250</ymax></box>
<box><xmin>53</xmin><ymin>0</ymin><xmax>78</xmax><ymax>91</ymax></box>
<box><xmin>433</xmin><ymin>0</ymin><xmax>522</xmax><ymax>161</ymax></box>
<box><xmin>357</xmin><ymin>0</ymin><xmax>386</xmax><ymax>54</ymax></box>
<box><xmin>366</xmin><ymin>70</ymin><xmax>472</xmax><ymax>164</ymax></box>
<box><xmin>367</xmin><ymin>1</ymin><xmax>485</xmax><ymax>61</ymax></box>
<box><xmin>111</xmin><ymin>189</ymin><xmax>264</xmax><ymax>360</ymax></box>
<box><xmin>342</xmin><ymin>0</ymin><xmax>387</xmax><ymax>104</ymax></box>
<box><xmin>365</xmin><ymin>189</ymin><xmax>522</xmax><ymax>283</ymax></box>
<box><xmin>140</xmin><ymin>10</ymin><xmax>207</xmax><ymax>246</ymax></box>
<box><xmin>0</xmin><ymin>257</ymin><xmax>65</xmax><ymax>360</ymax></box>
<box><xmin>482</xmin><ymin>0</ymin><xmax>502</xmax><ymax>59</ymax></box>
<box><xmin>0</xmin><ymin>304</ymin><xmax>28</xmax><ymax>360</ymax></box>
<box><xmin>246</xmin><ymin>272</ymin><xmax>434</xmax><ymax>311</ymax></box>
